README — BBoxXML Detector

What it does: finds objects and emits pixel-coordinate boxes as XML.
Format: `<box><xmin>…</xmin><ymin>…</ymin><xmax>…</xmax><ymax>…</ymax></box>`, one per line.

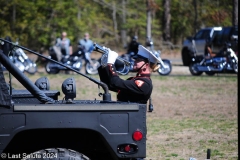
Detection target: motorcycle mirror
<box><xmin>15</xmin><ymin>38</ymin><xmax>19</xmax><ymax>45</ymax></box>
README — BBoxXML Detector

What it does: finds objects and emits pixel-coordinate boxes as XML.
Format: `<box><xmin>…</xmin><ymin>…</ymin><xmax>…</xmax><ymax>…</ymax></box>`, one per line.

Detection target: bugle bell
<box><xmin>93</xmin><ymin>43</ymin><xmax>131</xmax><ymax>75</ymax></box>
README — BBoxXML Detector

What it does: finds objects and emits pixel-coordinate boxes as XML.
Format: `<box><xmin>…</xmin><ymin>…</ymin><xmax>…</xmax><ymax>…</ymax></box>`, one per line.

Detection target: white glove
<box><xmin>107</xmin><ymin>48</ymin><xmax>118</xmax><ymax>64</ymax></box>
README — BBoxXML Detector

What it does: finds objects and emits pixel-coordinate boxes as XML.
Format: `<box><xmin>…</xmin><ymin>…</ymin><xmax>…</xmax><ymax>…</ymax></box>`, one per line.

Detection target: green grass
<box><xmin>147</xmin><ymin>118</ymin><xmax>237</xmax><ymax>136</ymax></box>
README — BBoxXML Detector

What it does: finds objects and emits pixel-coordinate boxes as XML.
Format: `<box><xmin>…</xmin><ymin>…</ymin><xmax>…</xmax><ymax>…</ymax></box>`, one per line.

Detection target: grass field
<box><xmin>3</xmin><ymin>67</ymin><xmax>238</xmax><ymax>160</ymax></box>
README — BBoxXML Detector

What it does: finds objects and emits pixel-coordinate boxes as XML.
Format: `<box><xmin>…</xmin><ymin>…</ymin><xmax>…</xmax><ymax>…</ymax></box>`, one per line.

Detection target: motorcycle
<box><xmin>45</xmin><ymin>45</ymin><xmax>100</xmax><ymax>74</ymax></box>
<box><xmin>146</xmin><ymin>37</ymin><xmax>172</xmax><ymax>76</ymax></box>
<box><xmin>150</xmin><ymin>49</ymin><xmax>172</xmax><ymax>76</ymax></box>
<box><xmin>1</xmin><ymin>39</ymin><xmax>37</xmax><ymax>74</ymax></box>
<box><xmin>189</xmin><ymin>40</ymin><xmax>238</xmax><ymax>76</ymax></box>
<box><xmin>115</xmin><ymin>39</ymin><xmax>172</xmax><ymax>76</ymax></box>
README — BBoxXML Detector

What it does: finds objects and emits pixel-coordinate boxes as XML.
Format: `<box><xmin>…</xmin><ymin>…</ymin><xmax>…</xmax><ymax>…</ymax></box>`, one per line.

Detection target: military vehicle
<box><xmin>0</xmin><ymin>38</ymin><xmax>147</xmax><ymax>160</ymax></box>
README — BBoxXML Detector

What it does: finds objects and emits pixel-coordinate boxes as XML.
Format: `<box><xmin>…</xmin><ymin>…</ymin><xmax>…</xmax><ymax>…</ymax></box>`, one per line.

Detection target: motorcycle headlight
<box><xmin>73</xmin><ymin>56</ymin><xmax>78</xmax><ymax>61</ymax></box>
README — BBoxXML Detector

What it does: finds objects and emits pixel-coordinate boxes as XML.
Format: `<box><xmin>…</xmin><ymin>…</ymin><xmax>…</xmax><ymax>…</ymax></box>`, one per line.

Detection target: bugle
<box><xmin>93</xmin><ymin>43</ymin><xmax>131</xmax><ymax>75</ymax></box>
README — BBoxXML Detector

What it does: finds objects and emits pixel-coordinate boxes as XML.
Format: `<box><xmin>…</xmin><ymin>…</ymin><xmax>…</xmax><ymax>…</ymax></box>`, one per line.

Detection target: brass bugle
<box><xmin>93</xmin><ymin>43</ymin><xmax>131</xmax><ymax>66</ymax></box>
<box><xmin>93</xmin><ymin>43</ymin><xmax>131</xmax><ymax>75</ymax></box>
<box><xmin>93</xmin><ymin>43</ymin><xmax>109</xmax><ymax>54</ymax></box>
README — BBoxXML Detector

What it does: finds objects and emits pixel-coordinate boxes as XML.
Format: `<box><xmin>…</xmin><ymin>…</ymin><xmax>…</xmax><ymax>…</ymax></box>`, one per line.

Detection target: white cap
<box><xmin>137</xmin><ymin>45</ymin><xmax>160</xmax><ymax>64</ymax></box>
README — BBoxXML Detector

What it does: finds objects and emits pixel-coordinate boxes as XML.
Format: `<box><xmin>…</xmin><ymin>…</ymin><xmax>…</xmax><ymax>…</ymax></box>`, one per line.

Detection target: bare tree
<box><xmin>232</xmin><ymin>0</ymin><xmax>238</xmax><ymax>26</ymax></box>
<box><xmin>193</xmin><ymin>0</ymin><xmax>197</xmax><ymax>34</ymax></box>
<box><xmin>146</xmin><ymin>0</ymin><xmax>152</xmax><ymax>39</ymax></box>
<box><xmin>111</xmin><ymin>1</ymin><xmax>119</xmax><ymax>43</ymax></box>
<box><xmin>146</xmin><ymin>0</ymin><xmax>159</xmax><ymax>41</ymax></box>
<box><xmin>121</xmin><ymin>0</ymin><xmax>127</xmax><ymax>47</ymax></box>
<box><xmin>92</xmin><ymin>0</ymin><xmax>128</xmax><ymax>45</ymax></box>
<box><xmin>163</xmin><ymin>0</ymin><xmax>171</xmax><ymax>42</ymax></box>
<box><xmin>11</xmin><ymin>3</ymin><xmax>16</xmax><ymax>34</ymax></box>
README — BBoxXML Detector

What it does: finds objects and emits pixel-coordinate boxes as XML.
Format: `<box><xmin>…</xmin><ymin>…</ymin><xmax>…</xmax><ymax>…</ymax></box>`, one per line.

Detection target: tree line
<box><xmin>0</xmin><ymin>0</ymin><xmax>237</xmax><ymax>53</ymax></box>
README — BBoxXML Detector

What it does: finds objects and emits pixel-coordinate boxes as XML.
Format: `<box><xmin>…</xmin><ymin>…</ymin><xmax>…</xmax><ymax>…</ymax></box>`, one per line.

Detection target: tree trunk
<box><xmin>193</xmin><ymin>0</ymin><xmax>197</xmax><ymax>34</ymax></box>
<box><xmin>121</xmin><ymin>0</ymin><xmax>127</xmax><ymax>48</ymax></box>
<box><xmin>232</xmin><ymin>0</ymin><xmax>238</xmax><ymax>26</ymax></box>
<box><xmin>112</xmin><ymin>1</ymin><xmax>119</xmax><ymax>44</ymax></box>
<box><xmin>146</xmin><ymin>0</ymin><xmax>152</xmax><ymax>39</ymax></box>
<box><xmin>163</xmin><ymin>0</ymin><xmax>171</xmax><ymax>42</ymax></box>
<box><xmin>12</xmin><ymin>4</ymin><xmax>16</xmax><ymax>34</ymax></box>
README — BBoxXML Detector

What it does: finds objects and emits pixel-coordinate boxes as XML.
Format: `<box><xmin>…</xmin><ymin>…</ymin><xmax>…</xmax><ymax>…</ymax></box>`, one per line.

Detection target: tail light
<box><xmin>117</xmin><ymin>144</ymin><xmax>138</xmax><ymax>154</ymax></box>
<box><xmin>117</xmin><ymin>130</ymin><xmax>143</xmax><ymax>154</ymax></box>
<box><xmin>132</xmin><ymin>130</ymin><xmax>143</xmax><ymax>141</ymax></box>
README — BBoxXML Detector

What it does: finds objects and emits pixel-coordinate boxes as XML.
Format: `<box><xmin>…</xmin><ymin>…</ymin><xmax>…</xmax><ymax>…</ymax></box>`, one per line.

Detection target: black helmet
<box><xmin>132</xmin><ymin>36</ymin><xmax>138</xmax><ymax>41</ymax></box>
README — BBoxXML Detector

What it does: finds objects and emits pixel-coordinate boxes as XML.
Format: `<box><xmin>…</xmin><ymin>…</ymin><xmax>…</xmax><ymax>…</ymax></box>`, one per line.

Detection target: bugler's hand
<box><xmin>107</xmin><ymin>48</ymin><xmax>118</xmax><ymax>64</ymax></box>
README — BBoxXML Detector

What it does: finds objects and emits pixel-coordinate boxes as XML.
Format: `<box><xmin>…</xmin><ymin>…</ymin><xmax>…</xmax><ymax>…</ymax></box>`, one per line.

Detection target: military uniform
<box><xmin>98</xmin><ymin>45</ymin><xmax>160</xmax><ymax>104</ymax></box>
<box><xmin>98</xmin><ymin>64</ymin><xmax>152</xmax><ymax>104</ymax></box>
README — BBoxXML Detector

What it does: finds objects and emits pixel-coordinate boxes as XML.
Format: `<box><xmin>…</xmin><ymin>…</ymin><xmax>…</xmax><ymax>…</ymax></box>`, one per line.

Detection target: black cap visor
<box><xmin>132</xmin><ymin>55</ymin><xmax>148</xmax><ymax>62</ymax></box>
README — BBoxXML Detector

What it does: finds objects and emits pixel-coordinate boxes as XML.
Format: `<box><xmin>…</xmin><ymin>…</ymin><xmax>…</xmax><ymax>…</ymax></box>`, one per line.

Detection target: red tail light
<box><xmin>132</xmin><ymin>130</ymin><xmax>143</xmax><ymax>141</ymax></box>
<box><xmin>117</xmin><ymin>143</ymin><xmax>138</xmax><ymax>154</ymax></box>
<box><xmin>124</xmin><ymin>145</ymin><xmax>131</xmax><ymax>152</ymax></box>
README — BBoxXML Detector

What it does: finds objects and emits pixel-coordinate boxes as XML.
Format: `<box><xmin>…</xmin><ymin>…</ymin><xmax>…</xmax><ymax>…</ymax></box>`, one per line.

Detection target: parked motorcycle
<box><xmin>1</xmin><ymin>38</ymin><xmax>37</xmax><ymax>74</ymax></box>
<box><xmin>146</xmin><ymin>37</ymin><xmax>172</xmax><ymax>75</ymax></box>
<box><xmin>150</xmin><ymin>49</ymin><xmax>172</xmax><ymax>76</ymax></box>
<box><xmin>189</xmin><ymin>40</ymin><xmax>238</xmax><ymax>76</ymax></box>
<box><xmin>116</xmin><ymin>38</ymin><xmax>172</xmax><ymax>76</ymax></box>
<box><xmin>45</xmin><ymin>46</ymin><xmax>100</xmax><ymax>74</ymax></box>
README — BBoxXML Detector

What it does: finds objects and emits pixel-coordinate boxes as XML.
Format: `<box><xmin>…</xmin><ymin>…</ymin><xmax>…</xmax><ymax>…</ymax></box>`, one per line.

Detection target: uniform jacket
<box><xmin>98</xmin><ymin>64</ymin><xmax>152</xmax><ymax>104</ymax></box>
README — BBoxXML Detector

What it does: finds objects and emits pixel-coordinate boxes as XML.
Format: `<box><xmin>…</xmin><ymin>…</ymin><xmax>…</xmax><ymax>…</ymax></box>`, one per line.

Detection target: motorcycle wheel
<box><xmin>233</xmin><ymin>63</ymin><xmax>238</xmax><ymax>73</ymax></box>
<box><xmin>205</xmin><ymin>71</ymin><xmax>215</xmax><ymax>76</ymax></box>
<box><xmin>23</xmin><ymin>148</ymin><xmax>90</xmax><ymax>160</ymax></box>
<box><xmin>85</xmin><ymin>59</ymin><xmax>100</xmax><ymax>75</ymax></box>
<box><xmin>157</xmin><ymin>60</ymin><xmax>172</xmax><ymax>76</ymax></box>
<box><xmin>189</xmin><ymin>63</ymin><xmax>203</xmax><ymax>76</ymax></box>
<box><xmin>45</xmin><ymin>62</ymin><xmax>60</xmax><ymax>74</ymax></box>
<box><xmin>182</xmin><ymin>48</ymin><xmax>191</xmax><ymax>66</ymax></box>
